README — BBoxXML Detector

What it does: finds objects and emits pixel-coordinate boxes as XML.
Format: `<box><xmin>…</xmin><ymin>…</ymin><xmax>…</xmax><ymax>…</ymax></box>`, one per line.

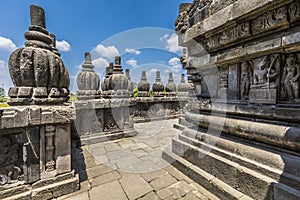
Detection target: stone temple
<box><xmin>1</xmin><ymin>1</ymin><xmax>300</xmax><ymax>200</ymax></box>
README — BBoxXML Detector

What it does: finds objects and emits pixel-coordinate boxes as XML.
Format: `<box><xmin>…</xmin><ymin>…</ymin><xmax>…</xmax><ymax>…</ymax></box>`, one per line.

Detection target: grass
<box><xmin>0</xmin><ymin>103</ymin><xmax>9</xmax><ymax>108</ymax></box>
<box><xmin>0</xmin><ymin>97</ymin><xmax>9</xmax><ymax>108</ymax></box>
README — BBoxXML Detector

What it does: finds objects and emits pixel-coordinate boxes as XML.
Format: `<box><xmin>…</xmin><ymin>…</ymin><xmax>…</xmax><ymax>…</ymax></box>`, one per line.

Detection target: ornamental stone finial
<box><xmin>30</xmin><ymin>5</ymin><xmax>46</xmax><ymax>28</ymax></box>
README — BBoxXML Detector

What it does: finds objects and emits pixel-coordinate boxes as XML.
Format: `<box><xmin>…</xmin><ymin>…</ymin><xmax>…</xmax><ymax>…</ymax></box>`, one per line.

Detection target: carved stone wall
<box><xmin>165</xmin><ymin>1</ymin><xmax>300</xmax><ymax>200</ymax></box>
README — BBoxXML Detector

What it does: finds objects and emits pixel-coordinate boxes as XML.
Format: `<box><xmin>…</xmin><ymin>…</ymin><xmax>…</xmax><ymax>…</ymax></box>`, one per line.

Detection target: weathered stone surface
<box><xmin>8</xmin><ymin>5</ymin><xmax>70</xmax><ymax>105</ymax></box>
<box><xmin>150</xmin><ymin>174</ymin><xmax>177</xmax><ymax>191</ymax></box>
<box><xmin>90</xmin><ymin>171</ymin><xmax>121</xmax><ymax>187</ymax></box>
<box><xmin>77</xmin><ymin>52</ymin><xmax>100</xmax><ymax>100</ymax></box>
<box><xmin>120</xmin><ymin>174</ymin><xmax>153</xmax><ymax>200</ymax></box>
<box><xmin>89</xmin><ymin>181</ymin><xmax>128</xmax><ymax>200</ymax></box>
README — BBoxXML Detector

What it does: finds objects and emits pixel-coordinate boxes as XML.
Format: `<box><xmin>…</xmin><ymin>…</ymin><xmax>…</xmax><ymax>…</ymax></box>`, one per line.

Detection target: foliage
<box><xmin>133</xmin><ymin>88</ymin><xmax>138</xmax><ymax>98</ymax></box>
<box><xmin>0</xmin><ymin>87</ymin><xmax>5</xmax><ymax>98</ymax></box>
<box><xmin>0</xmin><ymin>97</ymin><xmax>7</xmax><ymax>103</ymax></box>
<box><xmin>149</xmin><ymin>89</ymin><xmax>153</xmax><ymax>97</ymax></box>
<box><xmin>69</xmin><ymin>93</ymin><xmax>78</xmax><ymax>101</ymax></box>
<box><xmin>0</xmin><ymin>103</ymin><xmax>9</xmax><ymax>108</ymax></box>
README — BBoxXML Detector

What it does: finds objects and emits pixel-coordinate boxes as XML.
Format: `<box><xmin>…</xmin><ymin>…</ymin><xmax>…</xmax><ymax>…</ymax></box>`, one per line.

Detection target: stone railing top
<box><xmin>0</xmin><ymin>105</ymin><xmax>74</xmax><ymax>130</ymax></box>
<box><xmin>74</xmin><ymin>98</ymin><xmax>131</xmax><ymax>110</ymax></box>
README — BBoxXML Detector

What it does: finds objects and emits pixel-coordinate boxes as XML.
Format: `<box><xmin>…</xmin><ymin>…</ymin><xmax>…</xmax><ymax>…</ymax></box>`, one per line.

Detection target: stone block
<box><xmin>14</xmin><ymin>107</ymin><xmax>29</xmax><ymax>127</ymax></box>
<box><xmin>41</xmin><ymin>108</ymin><xmax>54</xmax><ymax>124</ymax></box>
<box><xmin>150</xmin><ymin>174</ymin><xmax>177</xmax><ymax>191</ymax></box>
<box><xmin>1</xmin><ymin>110</ymin><xmax>16</xmax><ymax>129</ymax></box>
<box><xmin>29</xmin><ymin>107</ymin><xmax>41</xmax><ymax>125</ymax></box>
<box><xmin>249</xmin><ymin>89</ymin><xmax>277</xmax><ymax>104</ymax></box>
<box><xmin>18</xmin><ymin>87</ymin><xmax>33</xmax><ymax>98</ymax></box>
<box><xmin>274</xmin><ymin>183</ymin><xmax>300</xmax><ymax>200</ymax></box>
<box><xmin>33</xmin><ymin>87</ymin><xmax>48</xmax><ymax>97</ymax></box>
<box><xmin>235</xmin><ymin>166</ymin><xmax>274</xmax><ymax>199</ymax></box>
<box><xmin>8</xmin><ymin>87</ymin><xmax>18</xmax><ymax>98</ymax></box>
<box><xmin>120</xmin><ymin>174</ymin><xmax>153</xmax><ymax>200</ymax></box>
<box><xmin>55</xmin><ymin>124</ymin><xmax>71</xmax><ymax>174</ymax></box>
<box><xmin>89</xmin><ymin>181</ymin><xmax>128</xmax><ymax>200</ymax></box>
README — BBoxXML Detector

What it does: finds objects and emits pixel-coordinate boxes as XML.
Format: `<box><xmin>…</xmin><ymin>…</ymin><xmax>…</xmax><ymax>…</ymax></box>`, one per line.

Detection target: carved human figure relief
<box><xmin>251</xmin><ymin>55</ymin><xmax>279</xmax><ymax>89</ymax></box>
<box><xmin>282</xmin><ymin>53</ymin><xmax>300</xmax><ymax>100</ymax></box>
<box><xmin>240</xmin><ymin>61</ymin><xmax>252</xmax><ymax>99</ymax></box>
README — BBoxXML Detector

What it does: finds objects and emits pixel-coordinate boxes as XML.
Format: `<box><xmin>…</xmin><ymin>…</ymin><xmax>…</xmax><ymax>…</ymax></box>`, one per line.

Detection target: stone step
<box><xmin>179</xmin><ymin>127</ymin><xmax>300</xmax><ymax>191</ymax></box>
<box><xmin>162</xmin><ymin>149</ymin><xmax>253</xmax><ymax>200</ymax></box>
<box><xmin>169</xmin><ymin>136</ymin><xmax>300</xmax><ymax>200</ymax></box>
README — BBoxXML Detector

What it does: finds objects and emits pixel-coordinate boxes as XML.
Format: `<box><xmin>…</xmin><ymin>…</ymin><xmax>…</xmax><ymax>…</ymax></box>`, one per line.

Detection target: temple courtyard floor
<box><xmin>56</xmin><ymin>119</ymin><xmax>219</xmax><ymax>200</ymax></box>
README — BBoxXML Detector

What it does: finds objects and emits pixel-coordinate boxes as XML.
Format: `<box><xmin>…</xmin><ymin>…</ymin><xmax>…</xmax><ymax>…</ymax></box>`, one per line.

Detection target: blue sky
<box><xmin>0</xmin><ymin>0</ymin><xmax>188</xmax><ymax>93</ymax></box>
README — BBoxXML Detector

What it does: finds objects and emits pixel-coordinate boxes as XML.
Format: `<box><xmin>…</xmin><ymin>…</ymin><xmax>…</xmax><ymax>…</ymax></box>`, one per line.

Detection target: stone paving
<box><xmin>57</xmin><ymin>119</ymin><xmax>219</xmax><ymax>200</ymax></box>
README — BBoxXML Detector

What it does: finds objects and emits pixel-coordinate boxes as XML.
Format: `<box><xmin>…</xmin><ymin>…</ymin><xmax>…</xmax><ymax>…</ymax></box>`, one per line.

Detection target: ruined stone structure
<box><xmin>137</xmin><ymin>71</ymin><xmax>150</xmax><ymax>97</ymax></box>
<box><xmin>163</xmin><ymin>0</ymin><xmax>300</xmax><ymax>200</ymax></box>
<box><xmin>0</xmin><ymin>5</ymin><xmax>78</xmax><ymax>199</ymax></box>
<box><xmin>152</xmin><ymin>71</ymin><xmax>165</xmax><ymax>97</ymax></box>
<box><xmin>74</xmin><ymin>56</ymin><xmax>136</xmax><ymax>145</ymax></box>
<box><xmin>166</xmin><ymin>73</ymin><xmax>177</xmax><ymax>97</ymax></box>
<box><xmin>77</xmin><ymin>52</ymin><xmax>100</xmax><ymax>100</ymax></box>
<box><xmin>8</xmin><ymin>5</ymin><xmax>70</xmax><ymax>105</ymax></box>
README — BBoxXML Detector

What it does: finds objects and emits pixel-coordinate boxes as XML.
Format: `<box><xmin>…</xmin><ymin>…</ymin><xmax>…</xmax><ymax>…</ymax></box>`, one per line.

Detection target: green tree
<box><xmin>0</xmin><ymin>87</ymin><xmax>5</xmax><ymax>98</ymax></box>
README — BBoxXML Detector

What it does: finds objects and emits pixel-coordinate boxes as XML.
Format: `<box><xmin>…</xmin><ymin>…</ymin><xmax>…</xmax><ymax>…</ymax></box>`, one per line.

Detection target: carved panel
<box><xmin>240</xmin><ymin>61</ymin><xmax>253</xmax><ymax>100</ymax></box>
<box><xmin>280</xmin><ymin>53</ymin><xmax>300</xmax><ymax>101</ymax></box>
<box><xmin>251</xmin><ymin>6</ymin><xmax>288</xmax><ymax>34</ymax></box>
<box><xmin>104</xmin><ymin>109</ymin><xmax>119</xmax><ymax>132</ymax></box>
<box><xmin>289</xmin><ymin>1</ymin><xmax>300</xmax><ymax>22</ymax></box>
<box><xmin>249</xmin><ymin>54</ymin><xmax>281</xmax><ymax>104</ymax></box>
<box><xmin>0</xmin><ymin>135</ymin><xmax>23</xmax><ymax>186</ymax></box>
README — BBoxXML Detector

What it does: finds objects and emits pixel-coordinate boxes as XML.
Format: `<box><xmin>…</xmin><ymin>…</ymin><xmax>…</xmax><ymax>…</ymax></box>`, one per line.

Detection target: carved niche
<box><xmin>248</xmin><ymin>54</ymin><xmax>281</xmax><ymax>104</ymax></box>
<box><xmin>0</xmin><ymin>135</ymin><xmax>23</xmax><ymax>186</ymax></box>
<box><xmin>281</xmin><ymin>53</ymin><xmax>300</xmax><ymax>101</ymax></box>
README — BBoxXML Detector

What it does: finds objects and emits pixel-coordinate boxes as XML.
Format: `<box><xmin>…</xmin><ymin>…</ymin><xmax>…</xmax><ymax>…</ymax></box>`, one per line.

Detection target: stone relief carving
<box><xmin>289</xmin><ymin>1</ymin><xmax>300</xmax><ymax>22</ymax></box>
<box><xmin>240</xmin><ymin>61</ymin><xmax>253</xmax><ymax>100</ymax></box>
<box><xmin>251</xmin><ymin>55</ymin><xmax>279</xmax><ymax>90</ymax></box>
<box><xmin>282</xmin><ymin>53</ymin><xmax>300</xmax><ymax>100</ymax></box>
<box><xmin>0</xmin><ymin>136</ymin><xmax>23</xmax><ymax>186</ymax></box>
<box><xmin>252</xmin><ymin>6</ymin><xmax>287</xmax><ymax>34</ymax></box>
<box><xmin>104</xmin><ymin>110</ymin><xmax>119</xmax><ymax>131</ymax></box>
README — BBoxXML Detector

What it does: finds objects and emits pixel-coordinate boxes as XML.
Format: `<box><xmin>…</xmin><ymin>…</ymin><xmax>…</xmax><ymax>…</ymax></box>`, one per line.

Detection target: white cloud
<box><xmin>92</xmin><ymin>57</ymin><xmax>109</xmax><ymax>70</ymax></box>
<box><xmin>159</xmin><ymin>34</ymin><xmax>169</xmax><ymax>42</ymax></box>
<box><xmin>168</xmin><ymin>57</ymin><xmax>180</xmax><ymax>66</ymax></box>
<box><xmin>125</xmin><ymin>48</ymin><xmax>141</xmax><ymax>55</ymax></box>
<box><xmin>56</xmin><ymin>40</ymin><xmax>71</xmax><ymax>52</ymax></box>
<box><xmin>93</xmin><ymin>44</ymin><xmax>119</xmax><ymax>59</ymax></box>
<box><xmin>0</xmin><ymin>60</ymin><xmax>5</xmax><ymax>69</ymax></box>
<box><xmin>147</xmin><ymin>68</ymin><xmax>159</xmax><ymax>74</ymax></box>
<box><xmin>0</xmin><ymin>60</ymin><xmax>13</xmax><ymax>94</ymax></box>
<box><xmin>126</xmin><ymin>58</ymin><xmax>139</xmax><ymax>68</ymax></box>
<box><xmin>0</xmin><ymin>36</ymin><xmax>17</xmax><ymax>52</ymax></box>
<box><xmin>160</xmin><ymin>33</ymin><xmax>183</xmax><ymax>53</ymax></box>
<box><xmin>166</xmin><ymin>57</ymin><xmax>182</xmax><ymax>73</ymax></box>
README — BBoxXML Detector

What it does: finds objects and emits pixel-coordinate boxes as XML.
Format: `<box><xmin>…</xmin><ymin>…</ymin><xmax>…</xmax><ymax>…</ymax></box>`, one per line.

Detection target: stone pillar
<box><xmin>0</xmin><ymin>5</ymin><xmax>78</xmax><ymax>199</ymax></box>
<box><xmin>74</xmin><ymin>56</ymin><xmax>137</xmax><ymax>145</ymax></box>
